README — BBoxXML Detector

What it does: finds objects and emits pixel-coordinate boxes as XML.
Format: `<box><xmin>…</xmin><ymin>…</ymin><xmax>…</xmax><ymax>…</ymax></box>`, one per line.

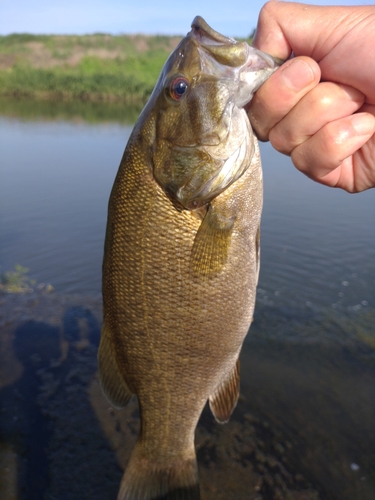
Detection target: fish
<box><xmin>98</xmin><ymin>16</ymin><xmax>280</xmax><ymax>500</ymax></box>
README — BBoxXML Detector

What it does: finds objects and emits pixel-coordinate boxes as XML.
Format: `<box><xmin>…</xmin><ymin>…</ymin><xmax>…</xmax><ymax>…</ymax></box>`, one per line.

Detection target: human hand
<box><xmin>248</xmin><ymin>1</ymin><xmax>375</xmax><ymax>192</ymax></box>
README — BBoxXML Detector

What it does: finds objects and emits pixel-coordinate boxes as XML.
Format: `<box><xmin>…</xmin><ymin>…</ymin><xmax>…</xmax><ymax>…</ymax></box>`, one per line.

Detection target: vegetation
<box><xmin>0</xmin><ymin>32</ymin><xmax>253</xmax><ymax>106</ymax></box>
<box><xmin>0</xmin><ymin>265</ymin><xmax>36</xmax><ymax>293</ymax></box>
<box><xmin>0</xmin><ymin>33</ymin><xmax>182</xmax><ymax>106</ymax></box>
<box><xmin>0</xmin><ymin>264</ymin><xmax>53</xmax><ymax>293</ymax></box>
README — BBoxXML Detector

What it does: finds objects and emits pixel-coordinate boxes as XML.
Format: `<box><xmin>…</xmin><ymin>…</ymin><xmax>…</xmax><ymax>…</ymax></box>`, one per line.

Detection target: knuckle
<box><xmin>325</xmin><ymin>121</ymin><xmax>351</xmax><ymax>150</ymax></box>
<box><xmin>310</xmin><ymin>82</ymin><xmax>364</xmax><ymax>117</ymax></box>
<box><xmin>313</xmin><ymin>83</ymin><xmax>337</xmax><ymax>111</ymax></box>
<box><xmin>258</xmin><ymin>1</ymin><xmax>277</xmax><ymax>22</ymax></box>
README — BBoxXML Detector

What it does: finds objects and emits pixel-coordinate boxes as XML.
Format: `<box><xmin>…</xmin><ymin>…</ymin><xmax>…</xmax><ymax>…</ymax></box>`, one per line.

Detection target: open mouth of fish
<box><xmin>190</xmin><ymin>15</ymin><xmax>279</xmax><ymax>107</ymax></box>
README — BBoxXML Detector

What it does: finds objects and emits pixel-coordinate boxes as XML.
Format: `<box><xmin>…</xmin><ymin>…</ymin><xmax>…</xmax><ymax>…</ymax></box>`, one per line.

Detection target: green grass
<box><xmin>0</xmin><ymin>55</ymin><xmax>168</xmax><ymax>104</ymax></box>
<box><xmin>1</xmin><ymin>63</ymin><xmax>153</xmax><ymax>103</ymax></box>
<box><xmin>0</xmin><ymin>32</ymin><xmax>253</xmax><ymax>105</ymax></box>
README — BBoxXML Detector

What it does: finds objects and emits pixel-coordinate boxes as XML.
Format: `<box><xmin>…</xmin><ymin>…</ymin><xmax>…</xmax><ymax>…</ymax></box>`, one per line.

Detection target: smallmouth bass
<box><xmin>99</xmin><ymin>16</ymin><xmax>280</xmax><ymax>500</ymax></box>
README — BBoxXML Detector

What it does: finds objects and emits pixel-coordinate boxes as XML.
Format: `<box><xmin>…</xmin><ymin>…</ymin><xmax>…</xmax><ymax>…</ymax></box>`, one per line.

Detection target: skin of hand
<box><xmin>247</xmin><ymin>1</ymin><xmax>375</xmax><ymax>192</ymax></box>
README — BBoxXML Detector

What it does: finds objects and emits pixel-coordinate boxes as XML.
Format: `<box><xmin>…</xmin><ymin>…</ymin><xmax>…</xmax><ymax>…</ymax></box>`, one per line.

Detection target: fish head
<box><xmin>147</xmin><ymin>16</ymin><xmax>280</xmax><ymax>210</ymax></box>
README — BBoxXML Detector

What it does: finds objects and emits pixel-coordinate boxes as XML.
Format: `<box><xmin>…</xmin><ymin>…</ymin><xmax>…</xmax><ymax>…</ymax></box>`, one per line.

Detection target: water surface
<box><xmin>1</xmin><ymin>110</ymin><xmax>374</xmax><ymax>314</ymax></box>
<box><xmin>0</xmin><ymin>100</ymin><xmax>374</xmax><ymax>499</ymax></box>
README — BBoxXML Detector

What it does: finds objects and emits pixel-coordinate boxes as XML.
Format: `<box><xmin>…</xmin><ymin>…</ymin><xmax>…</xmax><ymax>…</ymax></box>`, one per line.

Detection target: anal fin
<box><xmin>191</xmin><ymin>204</ymin><xmax>235</xmax><ymax>277</ymax></box>
<box><xmin>209</xmin><ymin>359</ymin><xmax>240</xmax><ymax>423</ymax></box>
<box><xmin>98</xmin><ymin>320</ymin><xmax>133</xmax><ymax>409</ymax></box>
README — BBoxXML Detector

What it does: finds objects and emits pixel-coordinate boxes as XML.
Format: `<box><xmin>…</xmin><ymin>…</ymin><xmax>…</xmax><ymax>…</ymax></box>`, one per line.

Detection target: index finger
<box><xmin>247</xmin><ymin>56</ymin><xmax>320</xmax><ymax>141</ymax></box>
<box><xmin>252</xmin><ymin>1</ymin><xmax>360</xmax><ymax>60</ymax></box>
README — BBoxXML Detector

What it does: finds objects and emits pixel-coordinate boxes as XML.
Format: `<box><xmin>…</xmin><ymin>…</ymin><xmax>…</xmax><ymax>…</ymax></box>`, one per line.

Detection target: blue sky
<box><xmin>0</xmin><ymin>1</ymin><xmax>364</xmax><ymax>38</ymax></box>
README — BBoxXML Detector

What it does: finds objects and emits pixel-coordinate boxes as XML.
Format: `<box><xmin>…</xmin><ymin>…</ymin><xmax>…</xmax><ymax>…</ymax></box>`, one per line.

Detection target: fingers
<box><xmin>291</xmin><ymin>112</ymin><xmax>375</xmax><ymax>191</ymax></box>
<box><xmin>247</xmin><ymin>57</ymin><xmax>320</xmax><ymax>141</ymax></box>
<box><xmin>269</xmin><ymin>83</ymin><xmax>365</xmax><ymax>154</ymax></box>
<box><xmin>250</xmin><ymin>1</ymin><xmax>375</xmax><ymax>193</ymax></box>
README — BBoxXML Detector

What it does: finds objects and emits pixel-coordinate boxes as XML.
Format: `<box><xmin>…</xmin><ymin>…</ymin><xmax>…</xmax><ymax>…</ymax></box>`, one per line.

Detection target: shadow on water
<box><xmin>0</xmin><ymin>320</ymin><xmax>60</xmax><ymax>499</ymax></box>
<box><xmin>0</xmin><ymin>96</ymin><xmax>143</xmax><ymax>124</ymax></box>
<box><xmin>0</xmin><ymin>296</ymin><xmax>125</xmax><ymax>500</ymax></box>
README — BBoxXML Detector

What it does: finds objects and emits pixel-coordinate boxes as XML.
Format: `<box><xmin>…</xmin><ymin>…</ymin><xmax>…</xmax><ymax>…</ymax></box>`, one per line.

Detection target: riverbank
<box><xmin>0</xmin><ymin>33</ymin><xmax>180</xmax><ymax>104</ymax></box>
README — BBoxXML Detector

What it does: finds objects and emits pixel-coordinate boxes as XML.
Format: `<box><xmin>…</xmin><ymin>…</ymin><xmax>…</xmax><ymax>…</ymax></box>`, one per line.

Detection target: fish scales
<box><xmin>99</xmin><ymin>15</ymin><xmax>280</xmax><ymax>500</ymax></box>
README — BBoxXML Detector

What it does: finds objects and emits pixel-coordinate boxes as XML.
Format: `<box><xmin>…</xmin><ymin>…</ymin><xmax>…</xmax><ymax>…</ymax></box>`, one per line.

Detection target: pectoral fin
<box><xmin>209</xmin><ymin>359</ymin><xmax>240</xmax><ymax>423</ymax></box>
<box><xmin>191</xmin><ymin>204</ymin><xmax>234</xmax><ymax>277</ymax></box>
<box><xmin>98</xmin><ymin>321</ymin><xmax>133</xmax><ymax>409</ymax></box>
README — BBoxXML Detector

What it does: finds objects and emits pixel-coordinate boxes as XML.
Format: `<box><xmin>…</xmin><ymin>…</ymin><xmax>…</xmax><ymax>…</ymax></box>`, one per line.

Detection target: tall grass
<box><xmin>0</xmin><ymin>60</ymin><xmax>157</xmax><ymax>103</ymax></box>
<box><xmin>0</xmin><ymin>34</ymin><xmax>177</xmax><ymax>104</ymax></box>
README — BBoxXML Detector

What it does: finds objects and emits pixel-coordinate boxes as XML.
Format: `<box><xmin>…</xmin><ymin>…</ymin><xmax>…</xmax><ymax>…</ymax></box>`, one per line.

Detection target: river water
<box><xmin>0</xmin><ymin>100</ymin><xmax>374</xmax><ymax>499</ymax></box>
<box><xmin>1</xmin><ymin>105</ymin><xmax>374</xmax><ymax>310</ymax></box>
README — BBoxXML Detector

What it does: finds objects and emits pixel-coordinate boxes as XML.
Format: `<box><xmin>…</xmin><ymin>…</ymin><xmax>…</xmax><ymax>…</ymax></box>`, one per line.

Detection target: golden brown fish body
<box><xmin>99</xmin><ymin>16</ymin><xmax>279</xmax><ymax>500</ymax></box>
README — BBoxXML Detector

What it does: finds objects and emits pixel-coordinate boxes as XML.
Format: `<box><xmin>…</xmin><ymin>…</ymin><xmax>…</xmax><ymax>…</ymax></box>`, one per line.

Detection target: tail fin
<box><xmin>117</xmin><ymin>444</ymin><xmax>200</xmax><ymax>500</ymax></box>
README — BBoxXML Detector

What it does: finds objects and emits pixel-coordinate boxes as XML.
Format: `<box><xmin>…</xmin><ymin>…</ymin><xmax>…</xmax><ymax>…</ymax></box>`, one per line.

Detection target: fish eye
<box><xmin>169</xmin><ymin>76</ymin><xmax>188</xmax><ymax>101</ymax></box>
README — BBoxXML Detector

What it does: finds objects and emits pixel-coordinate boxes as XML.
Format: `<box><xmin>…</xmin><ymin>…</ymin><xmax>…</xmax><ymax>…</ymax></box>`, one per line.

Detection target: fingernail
<box><xmin>351</xmin><ymin>113</ymin><xmax>375</xmax><ymax>135</ymax></box>
<box><xmin>281</xmin><ymin>59</ymin><xmax>315</xmax><ymax>92</ymax></box>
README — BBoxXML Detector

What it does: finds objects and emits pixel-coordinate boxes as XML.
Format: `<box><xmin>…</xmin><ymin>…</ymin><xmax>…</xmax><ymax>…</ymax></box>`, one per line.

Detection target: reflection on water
<box><xmin>0</xmin><ymin>96</ymin><xmax>143</xmax><ymax>124</ymax></box>
<box><xmin>1</xmin><ymin>99</ymin><xmax>375</xmax><ymax>499</ymax></box>
<box><xmin>0</xmin><ymin>114</ymin><xmax>132</xmax><ymax>295</ymax></box>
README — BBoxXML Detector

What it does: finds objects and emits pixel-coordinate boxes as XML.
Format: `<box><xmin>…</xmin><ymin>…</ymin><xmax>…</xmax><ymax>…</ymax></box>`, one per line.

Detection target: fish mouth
<box><xmin>191</xmin><ymin>16</ymin><xmax>283</xmax><ymax>67</ymax></box>
<box><xmin>190</xmin><ymin>16</ymin><xmax>281</xmax><ymax>94</ymax></box>
<box><xmin>191</xmin><ymin>16</ymin><xmax>237</xmax><ymax>46</ymax></box>
<box><xmin>190</xmin><ymin>16</ymin><xmax>249</xmax><ymax>68</ymax></box>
